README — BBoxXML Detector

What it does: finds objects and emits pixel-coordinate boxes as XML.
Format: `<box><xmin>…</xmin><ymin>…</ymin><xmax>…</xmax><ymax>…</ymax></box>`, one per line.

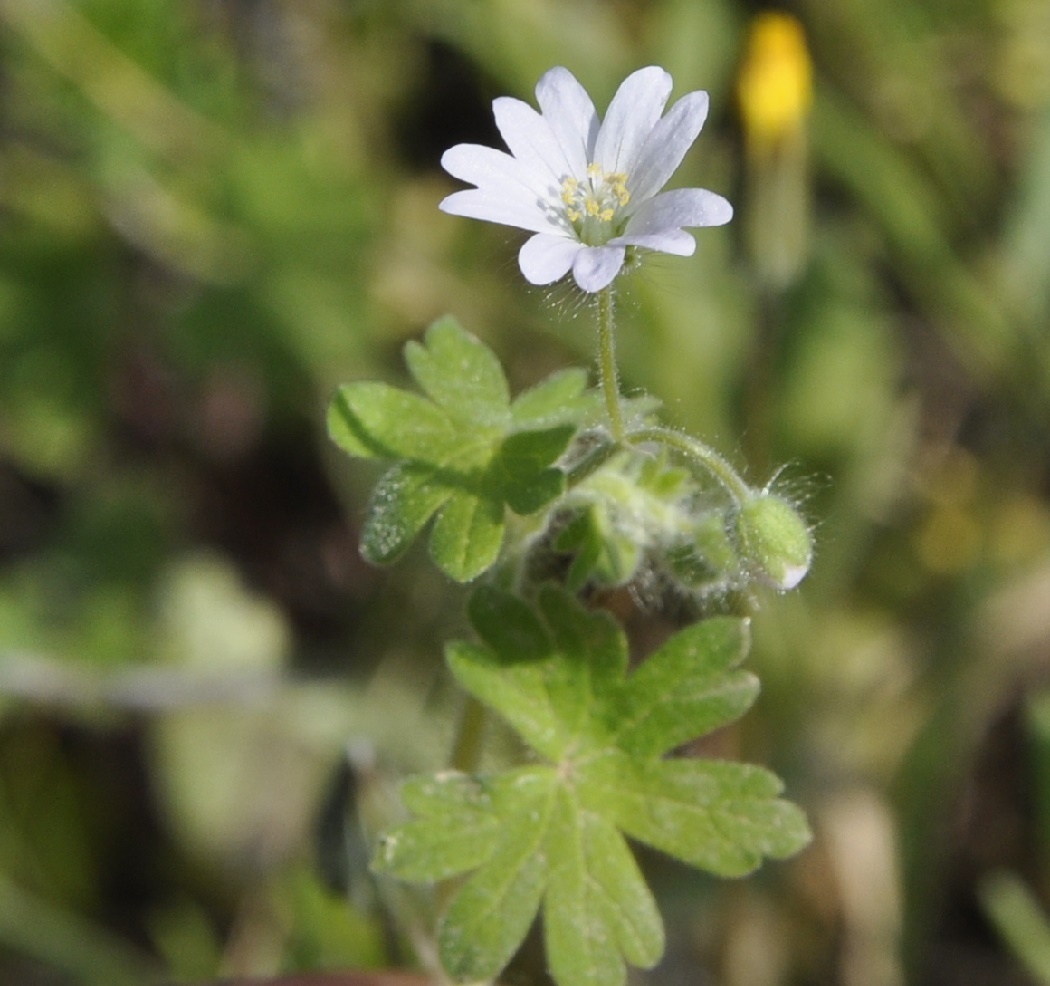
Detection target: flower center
<box><xmin>560</xmin><ymin>163</ymin><xmax>631</xmax><ymax>245</ymax></box>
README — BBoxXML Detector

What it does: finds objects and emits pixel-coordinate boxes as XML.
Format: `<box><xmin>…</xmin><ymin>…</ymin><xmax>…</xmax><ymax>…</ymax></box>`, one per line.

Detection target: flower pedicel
<box><xmin>440</xmin><ymin>66</ymin><xmax>733</xmax><ymax>292</ymax></box>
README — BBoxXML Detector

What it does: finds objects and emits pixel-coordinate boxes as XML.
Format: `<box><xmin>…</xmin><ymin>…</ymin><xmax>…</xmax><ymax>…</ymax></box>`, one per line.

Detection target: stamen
<box><xmin>558</xmin><ymin>163</ymin><xmax>632</xmax><ymax>245</ymax></box>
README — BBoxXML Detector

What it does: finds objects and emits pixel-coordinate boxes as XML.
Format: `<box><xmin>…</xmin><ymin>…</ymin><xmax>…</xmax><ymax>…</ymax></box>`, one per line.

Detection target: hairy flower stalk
<box><xmin>440</xmin><ymin>66</ymin><xmax>733</xmax><ymax>292</ymax></box>
<box><xmin>597</xmin><ymin>286</ymin><xmax>625</xmax><ymax>441</ymax></box>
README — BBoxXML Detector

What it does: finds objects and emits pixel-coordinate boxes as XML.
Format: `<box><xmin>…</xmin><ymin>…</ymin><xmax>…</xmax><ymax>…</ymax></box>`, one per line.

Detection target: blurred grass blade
<box><xmin>0</xmin><ymin>876</ymin><xmax>160</xmax><ymax>986</ymax></box>
<box><xmin>980</xmin><ymin>870</ymin><xmax>1050</xmax><ymax>986</ymax></box>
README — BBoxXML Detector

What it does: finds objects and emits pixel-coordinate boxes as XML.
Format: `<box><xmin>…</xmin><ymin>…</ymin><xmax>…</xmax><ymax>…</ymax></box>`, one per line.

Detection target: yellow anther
<box><xmin>559</xmin><ymin>164</ymin><xmax>633</xmax><ymax>237</ymax></box>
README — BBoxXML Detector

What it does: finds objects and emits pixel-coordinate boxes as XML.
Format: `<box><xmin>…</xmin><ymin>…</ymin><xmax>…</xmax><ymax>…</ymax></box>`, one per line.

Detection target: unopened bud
<box><xmin>734</xmin><ymin>493</ymin><xmax>812</xmax><ymax>590</ymax></box>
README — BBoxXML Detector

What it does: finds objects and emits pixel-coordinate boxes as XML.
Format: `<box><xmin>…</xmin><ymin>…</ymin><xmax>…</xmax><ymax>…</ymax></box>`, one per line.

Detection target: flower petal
<box><xmin>628</xmin><ymin>90</ymin><xmax>710</xmax><ymax>205</ymax></box>
<box><xmin>624</xmin><ymin>187</ymin><xmax>733</xmax><ymax>234</ymax></box>
<box><xmin>493</xmin><ymin>97</ymin><xmax>571</xmax><ymax>190</ymax></box>
<box><xmin>441</xmin><ymin>143</ymin><xmax>545</xmax><ymax>200</ymax></box>
<box><xmin>440</xmin><ymin>143</ymin><xmax>564</xmax><ymax>233</ymax></box>
<box><xmin>519</xmin><ymin>233</ymin><xmax>581</xmax><ymax>284</ymax></box>
<box><xmin>593</xmin><ymin>67</ymin><xmax>673</xmax><ymax>175</ymax></box>
<box><xmin>440</xmin><ymin>188</ymin><xmax>555</xmax><ymax>235</ymax></box>
<box><xmin>572</xmin><ymin>245</ymin><xmax>627</xmax><ymax>292</ymax></box>
<box><xmin>610</xmin><ymin>229</ymin><xmax>696</xmax><ymax>256</ymax></box>
<box><xmin>535</xmin><ymin>66</ymin><xmax>599</xmax><ymax>176</ymax></box>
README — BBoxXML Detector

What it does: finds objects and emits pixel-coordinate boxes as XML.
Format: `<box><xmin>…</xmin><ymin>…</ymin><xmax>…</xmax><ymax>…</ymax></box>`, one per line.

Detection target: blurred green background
<box><xmin>2</xmin><ymin>1</ymin><xmax>1050</xmax><ymax>984</ymax></box>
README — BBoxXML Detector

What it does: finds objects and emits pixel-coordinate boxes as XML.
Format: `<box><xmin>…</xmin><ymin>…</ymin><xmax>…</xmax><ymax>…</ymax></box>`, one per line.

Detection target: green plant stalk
<box><xmin>597</xmin><ymin>286</ymin><xmax>626</xmax><ymax>442</ymax></box>
<box><xmin>439</xmin><ymin>692</ymin><xmax>489</xmax><ymax>916</ymax></box>
<box><xmin>628</xmin><ymin>425</ymin><xmax>752</xmax><ymax>503</ymax></box>
<box><xmin>449</xmin><ymin>692</ymin><xmax>488</xmax><ymax>774</ymax></box>
<box><xmin>565</xmin><ymin>440</ymin><xmax>621</xmax><ymax>487</ymax></box>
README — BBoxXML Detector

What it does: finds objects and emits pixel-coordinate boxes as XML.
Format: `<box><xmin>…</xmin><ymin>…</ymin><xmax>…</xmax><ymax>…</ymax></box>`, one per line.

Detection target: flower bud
<box><xmin>734</xmin><ymin>493</ymin><xmax>812</xmax><ymax>590</ymax></box>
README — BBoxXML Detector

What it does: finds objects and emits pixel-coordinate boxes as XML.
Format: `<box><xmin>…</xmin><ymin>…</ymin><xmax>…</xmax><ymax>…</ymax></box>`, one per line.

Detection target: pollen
<box><xmin>559</xmin><ymin>164</ymin><xmax>632</xmax><ymax>245</ymax></box>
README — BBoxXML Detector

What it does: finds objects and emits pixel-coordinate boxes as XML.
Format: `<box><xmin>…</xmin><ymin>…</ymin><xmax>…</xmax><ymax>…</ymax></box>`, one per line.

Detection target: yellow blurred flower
<box><xmin>738</xmin><ymin>12</ymin><xmax>813</xmax><ymax>156</ymax></box>
<box><xmin>737</xmin><ymin>12</ymin><xmax>814</xmax><ymax>290</ymax></box>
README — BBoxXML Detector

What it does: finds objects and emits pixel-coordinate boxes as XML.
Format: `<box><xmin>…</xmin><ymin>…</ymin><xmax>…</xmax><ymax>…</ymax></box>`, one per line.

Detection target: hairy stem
<box><xmin>565</xmin><ymin>440</ymin><xmax>621</xmax><ymax>487</ymax></box>
<box><xmin>628</xmin><ymin>425</ymin><xmax>752</xmax><ymax>503</ymax></box>
<box><xmin>597</xmin><ymin>286</ymin><xmax>625</xmax><ymax>442</ymax></box>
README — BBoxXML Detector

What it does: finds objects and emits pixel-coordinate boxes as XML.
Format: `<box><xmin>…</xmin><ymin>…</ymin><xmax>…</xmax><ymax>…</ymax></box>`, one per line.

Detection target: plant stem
<box><xmin>449</xmin><ymin>693</ymin><xmax>487</xmax><ymax>773</ymax></box>
<box><xmin>565</xmin><ymin>440</ymin><xmax>621</xmax><ymax>487</ymax></box>
<box><xmin>628</xmin><ymin>425</ymin><xmax>752</xmax><ymax>503</ymax></box>
<box><xmin>596</xmin><ymin>286</ymin><xmax>625</xmax><ymax>442</ymax></box>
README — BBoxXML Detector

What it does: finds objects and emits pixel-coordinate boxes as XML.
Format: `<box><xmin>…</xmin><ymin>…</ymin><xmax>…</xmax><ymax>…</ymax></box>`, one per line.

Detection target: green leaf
<box><xmin>429</xmin><ymin>488</ymin><xmax>505</xmax><ymax>583</ymax></box>
<box><xmin>556</xmin><ymin>512</ymin><xmax>603</xmax><ymax>591</ymax></box>
<box><xmin>449</xmin><ymin>586</ymin><xmax>625</xmax><ymax>761</ymax></box>
<box><xmin>373</xmin><ymin>773</ymin><xmax>503</xmax><ymax>882</ymax></box>
<box><xmin>328</xmin><ymin>316</ymin><xmax>591</xmax><ymax>582</ymax></box>
<box><xmin>359</xmin><ymin>463</ymin><xmax>451</xmax><ymax>565</ymax></box>
<box><xmin>595</xmin><ymin>754</ymin><xmax>811</xmax><ymax>877</ymax></box>
<box><xmin>327</xmin><ymin>382</ymin><xmax>463</xmax><ymax>463</ymax></box>
<box><xmin>544</xmin><ymin>791</ymin><xmax>664</xmax><ymax>985</ymax></box>
<box><xmin>493</xmin><ymin>426</ymin><xmax>574</xmax><ymax>515</ymax></box>
<box><xmin>436</xmin><ymin>768</ymin><xmax>555</xmax><ymax>982</ymax></box>
<box><xmin>467</xmin><ymin>584</ymin><xmax>552</xmax><ymax>662</ymax></box>
<box><xmin>376</xmin><ymin>587</ymin><xmax>810</xmax><ymax>986</ymax></box>
<box><xmin>405</xmin><ymin>316</ymin><xmax>510</xmax><ymax>426</ymax></box>
<box><xmin>510</xmin><ymin>368</ymin><xmax>595</xmax><ymax>428</ymax></box>
<box><xmin>608</xmin><ymin>617</ymin><xmax>758</xmax><ymax>757</ymax></box>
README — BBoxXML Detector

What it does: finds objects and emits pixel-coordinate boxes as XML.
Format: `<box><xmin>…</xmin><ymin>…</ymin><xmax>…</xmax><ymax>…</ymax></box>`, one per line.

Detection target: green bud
<box><xmin>734</xmin><ymin>493</ymin><xmax>812</xmax><ymax>590</ymax></box>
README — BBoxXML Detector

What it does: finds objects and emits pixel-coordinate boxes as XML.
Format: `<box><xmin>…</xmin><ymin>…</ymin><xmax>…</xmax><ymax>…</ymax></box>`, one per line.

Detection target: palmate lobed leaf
<box><xmin>428</xmin><ymin>487</ymin><xmax>506</xmax><ymax>583</ymax></box>
<box><xmin>328</xmin><ymin>382</ymin><xmax>466</xmax><ymax>463</ymax></box>
<box><xmin>360</xmin><ymin>462</ymin><xmax>452</xmax><ymax>566</ymax></box>
<box><xmin>327</xmin><ymin>317</ymin><xmax>586</xmax><ymax>581</ymax></box>
<box><xmin>584</xmin><ymin>752</ymin><xmax>810</xmax><ymax>877</ymax></box>
<box><xmin>495</xmin><ymin>427</ymin><xmax>577</xmax><ymax>515</ymax></box>
<box><xmin>375</xmin><ymin>586</ymin><xmax>811</xmax><ymax>986</ymax></box>
<box><xmin>374</xmin><ymin>772</ymin><xmax>502</xmax><ymax>882</ymax></box>
<box><xmin>405</xmin><ymin>315</ymin><xmax>511</xmax><ymax>427</ymax></box>
<box><xmin>543</xmin><ymin>789</ymin><xmax>664</xmax><ymax>986</ymax></box>
<box><xmin>509</xmin><ymin>367</ymin><xmax>598</xmax><ymax>428</ymax></box>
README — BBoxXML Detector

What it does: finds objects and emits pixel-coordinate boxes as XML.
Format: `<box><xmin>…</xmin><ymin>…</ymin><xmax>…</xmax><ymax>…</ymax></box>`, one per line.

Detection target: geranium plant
<box><xmin>328</xmin><ymin>65</ymin><xmax>812</xmax><ymax>986</ymax></box>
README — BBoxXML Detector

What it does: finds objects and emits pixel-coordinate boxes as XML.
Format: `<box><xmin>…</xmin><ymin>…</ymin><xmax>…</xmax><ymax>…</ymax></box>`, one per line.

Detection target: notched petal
<box><xmin>535</xmin><ymin>66</ymin><xmax>599</xmax><ymax>174</ymax></box>
<box><xmin>493</xmin><ymin>96</ymin><xmax>573</xmax><ymax>188</ymax></box>
<box><xmin>594</xmin><ymin>66</ymin><xmax>673</xmax><ymax>174</ymax></box>
<box><xmin>629</xmin><ymin>90</ymin><xmax>711</xmax><ymax>204</ymax></box>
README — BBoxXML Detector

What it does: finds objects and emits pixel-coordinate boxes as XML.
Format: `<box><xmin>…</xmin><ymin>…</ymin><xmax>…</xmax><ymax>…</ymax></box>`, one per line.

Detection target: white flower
<box><xmin>439</xmin><ymin>66</ymin><xmax>733</xmax><ymax>293</ymax></box>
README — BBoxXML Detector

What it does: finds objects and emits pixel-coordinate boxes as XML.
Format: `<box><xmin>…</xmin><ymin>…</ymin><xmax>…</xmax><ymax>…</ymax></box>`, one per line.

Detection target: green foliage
<box><xmin>328</xmin><ymin>317</ymin><xmax>595</xmax><ymax>581</ymax></box>
<box><xmin>374</xmin><ymin>585</ymin><xmax>810</xmax><ymax>985</ymax></box>
<box><xmin>555</xmin><ymin>453</ymin><xmax>685</xmax><ymax>589</ymax></box>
